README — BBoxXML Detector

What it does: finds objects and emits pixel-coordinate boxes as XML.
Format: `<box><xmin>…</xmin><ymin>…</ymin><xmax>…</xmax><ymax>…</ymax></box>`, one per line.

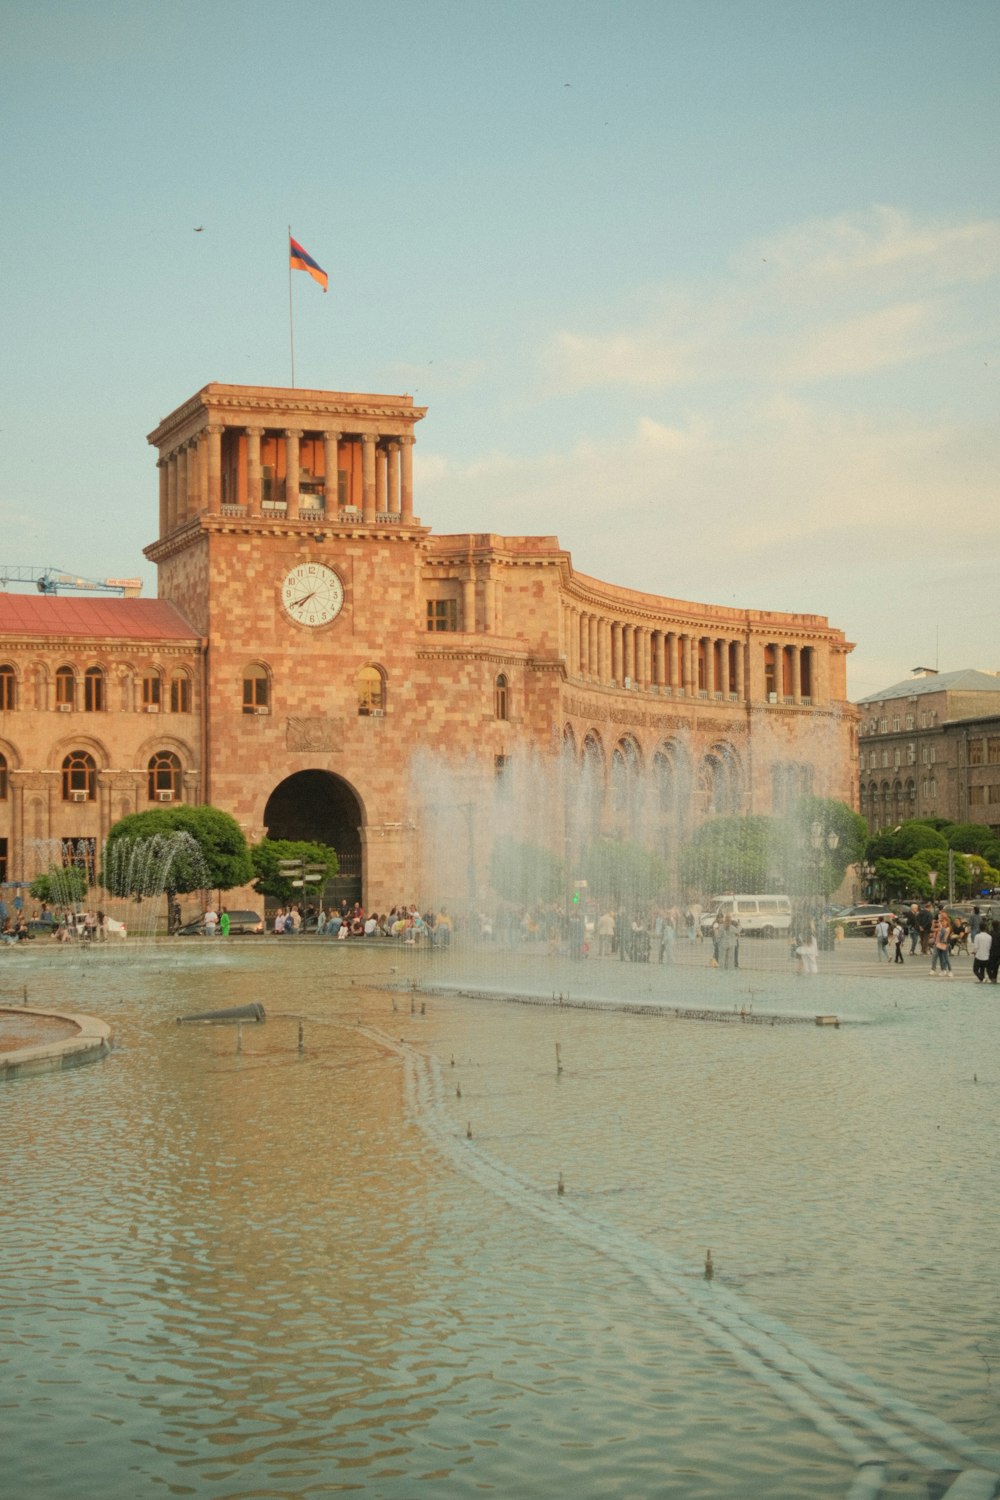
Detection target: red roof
<box><xmin>0</xmin><ymin>594</ymin><xmax>198</xmax><ymax>642</ymax></box>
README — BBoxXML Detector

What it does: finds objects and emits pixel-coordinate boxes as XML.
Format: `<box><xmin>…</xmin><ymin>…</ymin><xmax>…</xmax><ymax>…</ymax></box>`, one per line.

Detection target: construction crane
<box><xmin>0</xmin><ymin>566</ymin><xmax>143</xmax><ymax>597</ymax></box>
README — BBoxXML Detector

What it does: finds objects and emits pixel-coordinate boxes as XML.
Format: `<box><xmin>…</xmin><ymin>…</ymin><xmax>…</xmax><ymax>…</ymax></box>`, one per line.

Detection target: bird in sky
<box><xmin>193</xmin><ymin>226</ymin><xmax>204</xmax><ymax>232</ymax></box>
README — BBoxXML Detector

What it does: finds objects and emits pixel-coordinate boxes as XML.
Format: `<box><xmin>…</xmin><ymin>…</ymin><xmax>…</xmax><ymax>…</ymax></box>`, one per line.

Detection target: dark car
<box><xmin>834</xmin><ymin>903</ymin><xmax>895</xmax><ymax>937</ymax></box>
<box><xmin>175</xmin><ymin>910</ymin><xmax>264</xmax><ymax>936</ymax></box>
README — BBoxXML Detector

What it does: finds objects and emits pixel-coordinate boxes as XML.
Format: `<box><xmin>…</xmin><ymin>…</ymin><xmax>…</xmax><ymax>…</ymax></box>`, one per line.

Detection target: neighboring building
<box><xmin>0</xmin><ymin>381</ymin><xmax>858</xmax><ymax>908</ymax></box>
<box><xmin>856</xmin><ymin>668</ymin><xmax>1000</xmax><ymax>833</ymax></box>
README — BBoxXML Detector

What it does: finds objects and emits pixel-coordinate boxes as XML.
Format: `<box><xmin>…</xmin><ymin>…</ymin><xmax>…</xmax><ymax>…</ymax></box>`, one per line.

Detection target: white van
<box><xmin>700</xmin><ymin>895</ymin><xmax>792</xmax><ymax>937</ymax></box>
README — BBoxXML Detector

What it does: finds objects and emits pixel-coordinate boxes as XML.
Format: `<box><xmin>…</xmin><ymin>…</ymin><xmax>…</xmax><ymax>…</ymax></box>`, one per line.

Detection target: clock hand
<box><xmin>291</xmin><ymin>592</ymin><xmax>316</xmax><ymax>608</ymax></box>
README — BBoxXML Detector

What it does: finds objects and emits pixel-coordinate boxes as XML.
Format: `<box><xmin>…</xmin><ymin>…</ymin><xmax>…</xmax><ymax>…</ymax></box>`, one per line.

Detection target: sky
<box><xmin>1</xmin><ymin>0</ymin><xmax>997</xmax><ymax>701</ymax></box>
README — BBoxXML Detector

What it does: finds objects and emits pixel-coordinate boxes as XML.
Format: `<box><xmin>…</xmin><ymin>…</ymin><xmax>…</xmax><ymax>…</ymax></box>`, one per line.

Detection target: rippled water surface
<box><xmin>2</xmin><ymin>941</ymin><xmax>999</xmax><ymax>1499</ymax></box>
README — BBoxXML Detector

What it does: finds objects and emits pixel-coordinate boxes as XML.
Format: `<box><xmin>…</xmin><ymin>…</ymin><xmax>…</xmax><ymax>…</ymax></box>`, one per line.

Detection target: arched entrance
<box><xmin>263</xmin><ymin>770</ymin><xmax>364</xmax><ymax>906</ymax></box>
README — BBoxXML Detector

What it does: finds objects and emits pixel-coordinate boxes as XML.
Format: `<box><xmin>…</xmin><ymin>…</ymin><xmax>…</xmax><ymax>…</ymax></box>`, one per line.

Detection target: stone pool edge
<box><xmin>0</xmin><ymin>1006</ymin><xmax>113</xmax><ymax>1080</ymax></box>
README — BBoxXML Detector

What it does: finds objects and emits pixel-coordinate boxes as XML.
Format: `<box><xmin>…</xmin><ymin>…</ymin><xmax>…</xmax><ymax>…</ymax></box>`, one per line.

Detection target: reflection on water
<box><xmin>2</xmin><ymin>942</ymin><xmax>999</xmax><ymax>1499</ymax></box>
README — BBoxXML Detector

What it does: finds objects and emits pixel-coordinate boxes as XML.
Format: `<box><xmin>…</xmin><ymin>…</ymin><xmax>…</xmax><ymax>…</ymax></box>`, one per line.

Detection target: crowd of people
<box><xmin>870</xmin><ymin>902</ymin><xmax>1000</xmax><ymax>980</ymax></box>
<box><xmin>266</xmin><ymin>900</ymin><xmax>455</xmax><ymax>944</ymax></box>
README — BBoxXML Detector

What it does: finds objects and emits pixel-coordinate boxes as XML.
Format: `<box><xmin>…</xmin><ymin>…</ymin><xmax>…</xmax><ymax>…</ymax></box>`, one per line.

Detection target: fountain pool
<box><xmin>2</xmin><ymin>940</ymin><xmax>998</xmax><ymax>1499</ymax></box>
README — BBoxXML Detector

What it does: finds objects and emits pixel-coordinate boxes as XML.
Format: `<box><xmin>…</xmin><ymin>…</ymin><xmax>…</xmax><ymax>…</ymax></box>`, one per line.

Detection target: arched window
<box><xmin>62</xmin><ymin>750</ymin><xmax>96</xmax><ymax>801</ymax></box>
<box><xmin>148</xmin><ymin>751</ymin><xmax>181</xmax><ymax>802</ymax></box>
<box><xmin>55</xmin><ymin>665</ymin><xmax>76</xmax><ymax>710</ymax></box>
<box><xmin>84</xmin><ymin>666</ymin><xmax>105</xmax><ymax>712</ymax></box>
<box><xmin>0</xmin><ymin>752</ymin><xmax>7</xmax><ymax>800</ymax></box>
<box><xmin>701</xmin><ymin>743</ymin><xmax>742</xmax><ymax>817</ymax></box>
<box><xmin>170</xmin><ymin>670</ymin><xmax>192</xmax><ymax>713</ymax></box>
<box><xmin>242</xmin><ymin>665</ymin><xmax>270</xmax><ymax>714</ymax></box>
<box><xmin>494</xmin><ymin>673</ymin><xmax>509</xmax><ymax>721</ymax></box>
<box><xmin>562</xmin><ymin>724</ymin><xmax>577</xmax><ymax>762</ymax></box>
<box><xmin>356</xmin><ymin>665</ymin><xmax>385</xmax><ymax>716</ymax></box>
<box><xmin>141</xmin><ymin>670</ymin><xmax>162</xmax><ymax>711</ymax></box>
<box><xmin>0</xmin><ymin>665</ymin><xmax>15</xmax><ymax>711</ymax></box>
<box><xmin>581</xmin><ymin>732</ymin><xmax>605</xmax><ymax>837</ymax></box>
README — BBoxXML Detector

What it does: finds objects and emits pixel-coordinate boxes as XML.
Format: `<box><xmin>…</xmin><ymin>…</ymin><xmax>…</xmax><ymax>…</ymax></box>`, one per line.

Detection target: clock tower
<box><xmin>145</xmin><ymin>382</ymin><xmax>427</xmax><ymax>907</ymax></box>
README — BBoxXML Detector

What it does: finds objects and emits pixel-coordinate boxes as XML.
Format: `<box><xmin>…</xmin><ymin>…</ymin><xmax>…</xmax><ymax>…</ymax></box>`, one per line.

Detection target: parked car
<box><xmin>833</xmin><ymin>904</ymin><xmax>894</xmax><ymax>937</ymax></box>
<box><xmin>175</xmin><ymin>910</ymin><xmax>264</xmax><ymax>935</ymax></box>
<box><xmin>700</xmin><ymin>894</ymin><xmax>793</xmax><ymax>937</ymax></box>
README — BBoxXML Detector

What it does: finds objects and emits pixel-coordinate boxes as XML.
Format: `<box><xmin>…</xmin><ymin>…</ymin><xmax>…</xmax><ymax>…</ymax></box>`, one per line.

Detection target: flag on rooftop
<box><xmin>289</xmin><ymin>235</ymin><xmax>328</xmax><ymax>292</ymax></box>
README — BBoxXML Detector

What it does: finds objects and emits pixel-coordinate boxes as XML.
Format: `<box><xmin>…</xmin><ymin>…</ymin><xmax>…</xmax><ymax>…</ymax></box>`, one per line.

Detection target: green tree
<box><xmin>490</xmin><ymin>837</ymin><xmax>564</xmax><ymax>906</ymax></box>
<box><xmin>866</xmin><ymin>821</ymin><xmax>948</xmax><ymax>862</ymax></box>
<box><xmin>30</xmin><ymin>865</ymin><xmax>88</xmax><ymax>907</ymax></box>
<box><xmin>784</xmin><ymin>797</ymin><xmax>869</xmax><ymax>897</ymax></box>
<box><xmin>102</xmin><ymin>805</ymin><xmax>253</xmax><ymax>897</ymax></box>
<box><xmin>251</xmin><ymin>839</ymin><xmax>339</xmax><ymax>905</ymax></box>
<box><xmin>678</xmin><ymin>815</ymin><xmax>778</xmax><ymax>895</ymax></box>
<box><xmin>581</xmin><ymin>838</ymin><xmax>667</xmax><ymax>911</ymax></box>
<box><xmin>945</xmin><ymin>823</ymin><xmax>1000</xmax><ymax>867</ymax></box>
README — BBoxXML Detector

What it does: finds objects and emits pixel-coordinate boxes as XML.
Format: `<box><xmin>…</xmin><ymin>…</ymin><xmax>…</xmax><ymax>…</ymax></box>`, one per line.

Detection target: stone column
<box><xmin>668</xmin><ymin>632</ymin><xmax>679</xmax><ymax>691</ymax></box>
<box><xmin>207</xmin><ymin>424</ymin><xmax>223</xmax><ymax>511</ymax></box>
<box><xmin>166</xmin><ymin>450</ymin><xmax>179</xmax><ymax>531</ymax></box>
<box><xmin>361</xmin><ymin>434</ymin><xmax>377</xmax><ymax>523</ymax></box>
<box><xmin>158</xmin><ymin>459</ymin><xmax>168</xmax><ymax>537</ymax></box>
<box><xmin>375</xmin><ymin>445</ymin><xmax>388</xmax><ymax>515</ymax></box>
<box><xmin>578</xmin><ymin>612</ymin><xmax>589</xmax><ymax>676</ymax></box>
<box><xmin>485</xmin><ymin>575</ymin><xmax>497</xmax><ymax>634</ymax></box>
<box><xmin>246</xmin><ymin>427</ymin><xmax>263</xmax><ymax>516</ymax></box>
<box><xmin>611</xmin><ymin>622</ymin><xmax>622</xmax><ymax>685</ymax></box>
<box><xmin>323</xmin><ymin>431</ymin><xmax>341</xmax><ymax>513</ymax></box>
<box><xmin>175</xmin><ymin>445</ymin><xmax>188</xmax><ymax>525</ymax></box>
<box><xmin>197</xmin><ymin>431</ymin><xmax>209</xmax><ymax>512</ymax></box>
<box><xmin>792</xmin><ymin>645</ymin><xmax>802</xmax><ymax>704</ymax></box>
<box><xmin>462</xmin><ymin>570</ymin><xmax>476</xmax><ymax>632</ymax></box>
<box><xmin>285</xmin><ymin>430</ymin><xmax>302</xmax><ymax>519</ymax></box>
<box><xmin>735</xmin><ymin>638</ymin><xmax>746</xmax><ymax>701</ymax></box>
<box><xmin>184</xmin><ymin>437</ymin><xmax>199</xmax><ymax>517</ymax></box>
<box><xmin>400</xmin><ymin>435</ymin><xmax>414</xmax><ymax>522</ymax></box>
<box><xmin>598</xmin><ymin>618</ymin><xmax>609</xmax><ymax>684</ymax></box>
<box><xmin>588</xmin><ymin>615</ymin><xmax>598</xmax><ymax>679</ymax></box>
<box><xmin>386</xmin><ymin>441</ymin><xmax>401</xmax><ymax>516</ymax></box>
<box><xmin>681</xmin><ymin>634</ymin><xmax>693</xmax><ymax>695</ymax></box>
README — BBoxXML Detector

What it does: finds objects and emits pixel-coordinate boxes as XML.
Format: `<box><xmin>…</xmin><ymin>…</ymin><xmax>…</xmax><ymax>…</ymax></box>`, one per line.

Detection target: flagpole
<box><xmin>288</xmin><ymin>225</ymin><xmax>296</xmax><ymax>388</ymax></box>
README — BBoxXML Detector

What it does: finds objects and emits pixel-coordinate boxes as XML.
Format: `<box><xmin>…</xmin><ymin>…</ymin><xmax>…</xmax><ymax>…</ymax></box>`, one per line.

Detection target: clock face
<box><xmin>281</xmin><ymin>563</ymin><xmax>344</xmax><ymax>628</ymax></box>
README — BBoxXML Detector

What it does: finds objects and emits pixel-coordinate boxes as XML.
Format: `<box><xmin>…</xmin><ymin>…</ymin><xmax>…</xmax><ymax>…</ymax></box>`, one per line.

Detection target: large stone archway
<box><xmin>263</xmin><ymin>770</ymin><xmax>364</xmax><ymax>906</ymax></box>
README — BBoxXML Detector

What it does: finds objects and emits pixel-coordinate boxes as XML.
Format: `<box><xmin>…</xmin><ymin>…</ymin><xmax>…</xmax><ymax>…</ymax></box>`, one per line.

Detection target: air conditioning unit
<box><xmin>70</xmin><ymin>789</ymin><xmax>88</xmax><ymax>802</ymax></box>
<box><xmin>768</xmin><ymin>692</ymin><xmax>778</xmax><ymax>703</ymax></box>
<box><xmin>254</xmin><ymin>706</ymin><xmax>269</xmax><ymax>715</ymax></box>
<box><xmin>58</xmin><ymin>702</ymin><xmax>73</xmax><ymax>712</ymax></box>
<box><xmin>370</xmin><ymin>707</ymin><xmax>385</xmax><ymax>717</ymax></box>
<box><xmin>145</xmin><ymin>704</ymin><xmax>159</xmax><ymax>712</ymax></box>
<box><xmin>156</xmin><ymin>789</ymin><xmax>173</xmax><ymax>802</ymax></box>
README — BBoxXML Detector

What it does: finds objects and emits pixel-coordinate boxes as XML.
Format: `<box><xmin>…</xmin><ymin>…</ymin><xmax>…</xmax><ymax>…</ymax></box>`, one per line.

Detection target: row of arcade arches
<box><xmin>562</xmin><ymin>726</ymin><xmax>744</xmax><ymax>838</ymax></box>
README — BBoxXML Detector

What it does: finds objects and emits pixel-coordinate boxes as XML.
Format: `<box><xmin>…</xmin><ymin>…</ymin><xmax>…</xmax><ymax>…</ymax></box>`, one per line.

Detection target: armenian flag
<box><xmin>289</xmin><ymin>235</ymin><xmax>328</xmax><ymax>293</ymax></box>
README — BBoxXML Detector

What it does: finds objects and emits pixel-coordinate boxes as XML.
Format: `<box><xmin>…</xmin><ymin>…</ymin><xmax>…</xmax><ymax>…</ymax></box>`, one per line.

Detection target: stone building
<box><xmin>856</xmin><ymin>668</ymin><xmax>1000</xmax><ymax>833</ymax></box>
<box><xmin>0</xmin><ymin>381</ymin><xmax>857</xmax><ymax>909</ymax></box>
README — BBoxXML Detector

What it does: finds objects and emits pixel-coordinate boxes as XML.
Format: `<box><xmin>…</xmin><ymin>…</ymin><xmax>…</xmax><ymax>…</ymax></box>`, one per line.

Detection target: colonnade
<box><xmin>561</xmin><ymin>604</ymin><xmax>820</xmax><ymax>705</ymax></box>
<box><xmin>158</xmin><ymin>425</ymin><xmax>415</xmax><ymax>534</ymax></box>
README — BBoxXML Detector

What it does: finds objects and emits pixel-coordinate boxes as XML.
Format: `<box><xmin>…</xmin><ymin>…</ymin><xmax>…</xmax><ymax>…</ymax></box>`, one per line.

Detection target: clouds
<box><xmin>541</xmin><ymin>206</ymin><xmax>1000</xmax><ymax>394</ymax></box>
<box><xmin>416</xmin><ymin>206</ymin><xmax>999</xmax><ymax>697</ymax></box>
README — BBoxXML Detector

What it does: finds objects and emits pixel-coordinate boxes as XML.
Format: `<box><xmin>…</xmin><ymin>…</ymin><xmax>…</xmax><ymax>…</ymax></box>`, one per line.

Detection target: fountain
<box><xmin>2</xmin><ymin>748</ymin><xmax>997</xmax><ymax>1499</ymax></box>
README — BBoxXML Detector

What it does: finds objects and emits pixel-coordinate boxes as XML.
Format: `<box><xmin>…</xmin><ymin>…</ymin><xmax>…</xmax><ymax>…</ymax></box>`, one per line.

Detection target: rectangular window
<box><xmin>969</xmin><ymin>786</ymin><xmax>985</xmax><ymax>805</ymax></box>
<box><xmin>170</xmin><ymin>675</ymin><xmax>191</xmax><ymax>713</ymax></box>
<box><xmin>989</xmin><ymin>739</ymin><xmax>1000</xmax><ymax>765</ymax></box>
<box><xmin>426</xmin><ymin>599</ymin><xmax>458</xmax><ymax>632</ymax></box>
<box><xmin>62</xmin><ymin>837</ymin><xmax>97</xmax><ymax>883</ymax></box>
<box><xmin>990</xmin><ymin>785</ymin><xmax>1000</xmax><ymax>805</ymax></box>
<box><xmin>892</xmin><ymin>716</ymin><xmax>900</xmax><ymax>732</ymax></box>
<box><xmin>969</xmin><ymin>739</ymin><xmax>984</xmax><ymax>766</ymax></box>
<box><xmin>907</xmin><ymin>743</ymin><xmax>916</xmax><ymax>764</ymax></box>
<box><xmin>142</xmin><ymin>674</ymin><xmax>161</xmax><ymax>709</ymax></box>
<box><xmin>905</xmin><ymin>714</ymin><xmax>914</xmax><ymax>730</ymax></box>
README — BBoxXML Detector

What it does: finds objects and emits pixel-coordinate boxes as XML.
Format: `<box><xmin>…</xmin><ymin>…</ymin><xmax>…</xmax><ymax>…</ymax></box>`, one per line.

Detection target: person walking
<box><xmin>972</xmin><ymin>924</ymin><xmax>992</xmax><ymax>983</ymax></box>
<box><xmin>987</xmin><ymin>920</ymin><xmax>1000</xmax><ymax>985</ymax></box>
<box><xmin>892</xmin><ymin>918</ymin><xmax>906</xmax><ymax>964</ymax></box>
<box><xmin>930</xmin><ymin>912</ymin><xmax>953</xmax><ymax>976</ymax></box>
<box><xmin>874</xmin><ymin>915</ymin><xmax>890</xmax><ymax>962</ymax></box>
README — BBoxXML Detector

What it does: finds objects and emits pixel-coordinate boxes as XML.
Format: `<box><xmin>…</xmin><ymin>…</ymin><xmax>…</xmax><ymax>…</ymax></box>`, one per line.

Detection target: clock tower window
<box><xmin>242</xmin><ymin>665</ymin><xmax>271</xmax><ymax>715</ymax></box>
